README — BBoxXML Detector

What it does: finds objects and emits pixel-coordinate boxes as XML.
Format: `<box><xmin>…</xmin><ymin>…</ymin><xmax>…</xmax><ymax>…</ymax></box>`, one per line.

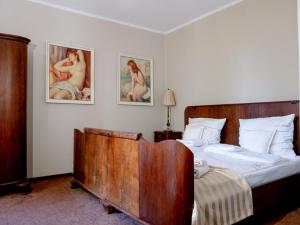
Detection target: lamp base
<box><xmin>166</xmin><ymin>106</ymin><xmax>171</xmax><ymax>131</ymax></box>
<box><xmin>166</xmin><ymin>122</ymin><xmax>171</xmax><ymax>131</ymax></box>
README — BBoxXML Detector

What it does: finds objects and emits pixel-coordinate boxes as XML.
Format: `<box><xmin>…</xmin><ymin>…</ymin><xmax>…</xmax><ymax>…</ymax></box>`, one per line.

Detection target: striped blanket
<box><xmin>192</xmin><ymin>167</ymin><xmax>253</xmax><ymax>225</ymax></box>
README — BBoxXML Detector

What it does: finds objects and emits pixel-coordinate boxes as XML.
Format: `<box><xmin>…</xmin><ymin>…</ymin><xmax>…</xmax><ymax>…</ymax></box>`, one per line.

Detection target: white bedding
<box><xmin>203</xmin><ymin>144</ymin><xmax>283</xmax><ymax>164</ymax></box>
<box><xmin>185</xmin><ymin>144</ymin><xmax>300</xmax><ymax>188</ymax></box>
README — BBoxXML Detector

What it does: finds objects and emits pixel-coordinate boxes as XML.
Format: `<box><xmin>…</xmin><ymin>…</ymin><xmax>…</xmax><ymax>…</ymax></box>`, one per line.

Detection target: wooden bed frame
<box><xmin>72</xmin><ymin>129</ymin><xmax>194</xmax><ymax>225</ymax></box>
<box><xmin>72</xmin><ymin>100</ymin><xmax>300</xmax><ymax>225</ymax></box>
<box><xmin>184</xmin><ymin>100</ymin><xmax>300</xmax><ymax>214</ymax></box>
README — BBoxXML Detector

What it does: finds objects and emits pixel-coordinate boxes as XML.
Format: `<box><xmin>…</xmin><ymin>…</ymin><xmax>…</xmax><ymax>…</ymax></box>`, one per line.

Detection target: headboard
<box><xmin>184</xmin><ymin>101</ymin><xmax>300</xmax><ymax>155</ymax></box>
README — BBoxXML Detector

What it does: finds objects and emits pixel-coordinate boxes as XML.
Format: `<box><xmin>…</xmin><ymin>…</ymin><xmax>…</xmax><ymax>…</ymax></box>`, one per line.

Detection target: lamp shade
<box><xmin>163</xmin><ymin>89</ymin><xmax>176</xmax><ymax>106</ymax></box>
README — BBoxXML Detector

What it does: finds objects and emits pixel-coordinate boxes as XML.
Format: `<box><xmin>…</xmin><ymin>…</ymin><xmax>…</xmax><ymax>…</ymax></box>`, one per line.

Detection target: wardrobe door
<box><xmin>0</xmin><ymin>34</ymin><xmax>30</xmax><ymax>185</ymax></box>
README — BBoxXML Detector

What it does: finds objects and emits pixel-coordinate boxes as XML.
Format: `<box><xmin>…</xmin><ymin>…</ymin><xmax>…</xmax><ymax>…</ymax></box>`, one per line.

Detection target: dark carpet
<box><xmin>0</xmin><ymin>176</ymin><xmax>298</xmax><ymax>225</ymax></box>
<box><xmin>0</xmin><ymin>176</ymin><xmax>140</xmax><ymax>225</ymax></box>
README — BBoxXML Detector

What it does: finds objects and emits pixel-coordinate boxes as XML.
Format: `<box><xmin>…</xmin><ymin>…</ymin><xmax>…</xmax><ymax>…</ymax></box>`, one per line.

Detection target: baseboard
<box><xmin>28</xmin><ymin>173</ymin><xmax>72</xmax><ymax>182</ymax></box>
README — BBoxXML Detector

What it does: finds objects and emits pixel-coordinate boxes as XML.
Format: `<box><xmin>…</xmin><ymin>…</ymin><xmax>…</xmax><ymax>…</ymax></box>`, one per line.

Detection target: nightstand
<box><xmin>154</xmin><ymin>131</ymin><xmax>183</xmax><ymax>143</ymax></box>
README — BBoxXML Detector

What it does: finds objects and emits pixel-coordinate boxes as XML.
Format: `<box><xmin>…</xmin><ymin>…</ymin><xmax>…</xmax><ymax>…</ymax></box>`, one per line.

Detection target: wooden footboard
<box><xmin>72</xmin><ymin>128</ymin><xmax>194</xmax><ymax>225</ymax></box>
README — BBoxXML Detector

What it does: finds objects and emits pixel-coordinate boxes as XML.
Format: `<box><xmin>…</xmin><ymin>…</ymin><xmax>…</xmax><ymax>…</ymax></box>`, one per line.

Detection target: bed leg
<box><xmin>16</xmin><ymin>181</ymin><xmax>31</xmax><ymax>194</ymax></box>
<box><xmin>102</xmin><ymin>200</ymin><xmax>119</xmax><ymax>214</ymax></box>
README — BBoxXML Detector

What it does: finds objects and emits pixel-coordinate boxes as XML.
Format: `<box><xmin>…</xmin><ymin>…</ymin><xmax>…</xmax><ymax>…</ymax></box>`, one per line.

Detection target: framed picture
<box><xmin>46</xmin><ymin>41</ymin><xmax>94</xmax><ymax>104</ymax></box>
<box><xmin>118</xmin><ymin>54</ymin><xmax>153</xmax><ymax>106</ymax></box>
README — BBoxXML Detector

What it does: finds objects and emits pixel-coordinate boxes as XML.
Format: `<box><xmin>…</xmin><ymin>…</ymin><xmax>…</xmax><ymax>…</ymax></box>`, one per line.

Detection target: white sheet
<box><xmin>203</xmin><ymin>144</ymin><xmax>283</xmax><ymax>164</ymax></box>
<box><xmin>186</xmin><ymin>144</ymin><xmax>300</xmax><ymax>188</ymax></box>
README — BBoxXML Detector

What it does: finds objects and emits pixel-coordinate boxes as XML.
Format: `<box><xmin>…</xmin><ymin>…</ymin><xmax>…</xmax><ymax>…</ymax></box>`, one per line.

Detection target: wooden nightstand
<box><xmin>154</xmin><ymin>131</ymin><xmax>183</xmax><ymax>143</ymax></box>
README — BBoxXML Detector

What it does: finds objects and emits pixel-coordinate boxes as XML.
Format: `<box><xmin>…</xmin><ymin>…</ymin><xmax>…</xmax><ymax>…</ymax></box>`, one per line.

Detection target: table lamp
<box><xmin>163</xmin><ymin>89</ymin><xmax>176</xmax><ymax>131</ymax></box>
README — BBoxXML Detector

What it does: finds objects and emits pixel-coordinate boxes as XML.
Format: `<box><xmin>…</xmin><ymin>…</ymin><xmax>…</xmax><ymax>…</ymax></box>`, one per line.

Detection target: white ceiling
<box><xmin>29</xmin><ymin>0</ymin><xmax>243</xmax><ymax>34</ymax></box>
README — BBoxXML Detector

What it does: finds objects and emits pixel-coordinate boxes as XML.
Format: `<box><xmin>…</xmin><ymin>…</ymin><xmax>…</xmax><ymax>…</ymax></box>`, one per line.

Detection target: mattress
<box><xmin>188</xmin><ymin>145</ymin><xmax>300</xmax><ymax>188</ymax></box>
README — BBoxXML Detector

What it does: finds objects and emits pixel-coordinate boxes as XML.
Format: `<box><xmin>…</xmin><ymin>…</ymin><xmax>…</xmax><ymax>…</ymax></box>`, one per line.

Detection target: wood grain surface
<box><xmin>0</xmin><ymin>33</ymin><xmax>30</xmax><ymax>187</ymax></box>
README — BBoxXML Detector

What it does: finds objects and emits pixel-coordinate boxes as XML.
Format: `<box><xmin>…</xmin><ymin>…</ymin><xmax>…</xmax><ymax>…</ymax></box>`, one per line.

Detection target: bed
<box><xmin>184</xmin><ymin>100</ymin><xmax>300</xmax><ymax>214</ymax></box>
<box><xmin>72</xmin><ymin>100</ymin><xmax>300</xmax><ymax>225</ymax></box>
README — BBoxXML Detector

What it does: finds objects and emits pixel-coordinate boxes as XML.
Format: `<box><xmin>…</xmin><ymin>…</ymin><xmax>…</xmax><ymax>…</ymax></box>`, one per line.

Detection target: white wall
<box><xmin>165</xmin><ymin>0</ymin><xmax>299</xmax><ymax>131</ymax></box>
<box><xmin>0</xmin><ymin>0</ymin><xmax>298</xmax><ymax>178</ymax></box>
<box><xmin>0</xmin><ymin>0</ymin><xmax>165</xmax><ymax>177</ymax></box>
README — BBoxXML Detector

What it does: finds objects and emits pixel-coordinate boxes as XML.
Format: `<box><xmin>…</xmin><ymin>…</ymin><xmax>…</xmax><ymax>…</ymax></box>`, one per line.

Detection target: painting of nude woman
<box><xmin>118</xmin><ymin>54</ymin><xmax>153</xmax><ymax>106</ymax></box>
<box><xmin>46</xmin><ymin>42</ymin><xmax>94</xmax><ymax>104</ymax></box>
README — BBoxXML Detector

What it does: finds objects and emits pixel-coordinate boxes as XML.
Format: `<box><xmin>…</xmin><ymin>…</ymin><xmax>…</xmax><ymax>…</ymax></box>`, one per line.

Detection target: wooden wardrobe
<box><xmin>0</xmin><ymin>33</ymin><xmax>30</xmax><ymax>191</ymax></box>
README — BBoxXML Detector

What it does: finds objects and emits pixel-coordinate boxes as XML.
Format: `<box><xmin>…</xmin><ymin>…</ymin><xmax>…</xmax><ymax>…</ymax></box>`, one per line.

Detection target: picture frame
<box><xmin>46</xmin><ymin>41</ymin><xmax>95</xmax><ymax>104</ymax></box>
<box><xmin>118</xmin><ymin>53</ymin><xmax>153</xmax><ymax>106</ymax></box>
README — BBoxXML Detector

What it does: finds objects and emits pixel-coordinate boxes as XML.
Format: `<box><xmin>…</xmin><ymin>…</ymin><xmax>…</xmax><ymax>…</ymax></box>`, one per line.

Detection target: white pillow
<box><xmin>189</xmin><ymin>117</ymin><xmax>226</xmax><ymax>130</ymax></box>
<box><xmin>239</xmin><ymin>114</ymin><xmax>296</xmax><ymax>158</ymax></box>
<box><xmin>239</xmin><ymin>129</ymin><xmax>276</xmax><ymax>154</ymax></box>
<box><xmin>187</xmin><ymin>118</ymin><xmax>226</xmax><ymax>145</ymax></box>
<box><xmin>183</xmin><ymin>125</ymin><xmax>204</xmax><ymax>140</ymax></box>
